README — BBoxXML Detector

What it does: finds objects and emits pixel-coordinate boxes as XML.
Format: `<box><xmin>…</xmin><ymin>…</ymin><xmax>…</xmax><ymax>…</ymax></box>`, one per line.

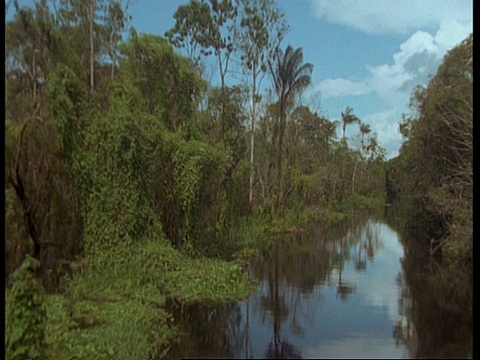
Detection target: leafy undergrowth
<box><xmin>317</xmin><ymin>194</ymin><xmax>385</xmax><ymax>226</ymax></box>
<box><xmin>39</xmin><ymin>239</ymin><xmax>254</xmax><ymax>360</ymax></box>
<box><xmin>340</xmin><ymin>193</ymin><xmax>385</xmax><ymax>211</ymax></box>
<box><xmin>6</xmin><ymin>256</ymin><xmax>47</xmax><ymax>360</ymax></box>
<box><xmin>164</xmin><ymin>257</ymin><xmax>254</xmax><ymax>303</ymax></box>
<box><xmin>45</xmin><ymin>294</ymin><xmax>174</xmax><ymax>360</ymax></box>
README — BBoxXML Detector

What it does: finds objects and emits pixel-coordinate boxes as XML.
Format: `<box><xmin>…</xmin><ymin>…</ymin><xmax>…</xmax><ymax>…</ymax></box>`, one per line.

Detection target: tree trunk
<box><xmin>249</xmin><ymin>67</ymin><xmax>257</xmax><ymax>205</ymax></box>
<box><xmin>8</xmin><ymin>105</ymin><xmax>43</xmax><ymax>261</ymax></box>
<box><xmin>217</xmin><ymin>52</ymin><xmax>226</xmax><ymax>142</ymax></box>
<box><xmin>32</xmin><ymin>51</ymin><xmax>36</xmax><ymax>100</ymax></box>
<box><xmin>276</xmin><ymin>102</ymin><xmax>286</xmax><ymax>208</ymax></box>
<box><xmin>352</xmin><ymin>156</ymin><xmax>358</xmax><ymax>194</ymax></box>
<box><xmin>89</xmin><ymin>0</ymin><xmax>95</xmax><ymax>91</ymax></box>
<box><xmin>111</xmin><ymin>41</ymin><xmax>116</xmax><ymax>80</ymax></box>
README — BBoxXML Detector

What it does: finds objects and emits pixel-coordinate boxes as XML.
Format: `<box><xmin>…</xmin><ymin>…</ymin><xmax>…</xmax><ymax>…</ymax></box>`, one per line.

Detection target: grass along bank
<box><xmin>7</xmin><ymin>238</ymin><xmax>255</xmax><ymax>360</ymax></box>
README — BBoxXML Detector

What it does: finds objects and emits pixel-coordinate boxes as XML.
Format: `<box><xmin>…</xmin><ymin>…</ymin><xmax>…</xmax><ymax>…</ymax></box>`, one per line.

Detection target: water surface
<box><xmin>166</xmin><ymin>210</ymin><xmax>472</xmax><ymax>359</ymax></box>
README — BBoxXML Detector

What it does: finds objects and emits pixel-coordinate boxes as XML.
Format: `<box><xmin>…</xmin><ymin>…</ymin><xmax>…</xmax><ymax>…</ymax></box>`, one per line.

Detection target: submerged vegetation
<box><xmin>5</xmin><ymin>0</ymin><xmax>471</xmax><ymax>358</ymax></box>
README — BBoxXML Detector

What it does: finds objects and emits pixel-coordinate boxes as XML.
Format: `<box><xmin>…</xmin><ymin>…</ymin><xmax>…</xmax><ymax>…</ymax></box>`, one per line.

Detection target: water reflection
<box><xmin>384</xmin><ymin>205</ymin><xmax>472</xmax><ymax>359</ymax></box>
<box><xmin>166</xmin><ymin>208</ymin><xmax>472</xmax><ymax>359</ymax></box>
<box><xmin>226</xmin><ymin>216</ymin><xmax>408</xmax><ymax>359</ymax></box>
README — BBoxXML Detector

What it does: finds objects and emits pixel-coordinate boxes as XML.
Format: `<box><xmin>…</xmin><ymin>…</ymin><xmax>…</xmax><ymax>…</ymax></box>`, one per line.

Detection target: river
<box><xmin>165</xmin><ymin>206</ymin><xmax>472</xmax><ymax>359</ymax></box>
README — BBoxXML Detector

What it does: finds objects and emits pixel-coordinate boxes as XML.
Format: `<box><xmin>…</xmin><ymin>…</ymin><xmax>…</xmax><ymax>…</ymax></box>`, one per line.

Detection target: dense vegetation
<box><xmin>5</xmin><ymin>0</ymin><xmax>470</xmax><ymax>358</ymax></box>
<box><xmin>386</xmin><ymin>35</ymin><xmax>472</xmax><ymax>318</ymax></box>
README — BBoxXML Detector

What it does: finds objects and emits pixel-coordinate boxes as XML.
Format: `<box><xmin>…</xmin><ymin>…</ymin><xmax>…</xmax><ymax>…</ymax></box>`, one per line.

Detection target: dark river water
<box><xmin>166</xmin><ymin>206</ymin><xmax>472</xmax><ymax>359</ymax></box>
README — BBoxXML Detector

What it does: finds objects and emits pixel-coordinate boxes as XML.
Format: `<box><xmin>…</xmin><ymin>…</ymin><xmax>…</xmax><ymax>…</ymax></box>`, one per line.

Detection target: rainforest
<box><xmin>5</xmin><ymin>1</ymin><xmax>472</xmax><ymax>359</ymax></box>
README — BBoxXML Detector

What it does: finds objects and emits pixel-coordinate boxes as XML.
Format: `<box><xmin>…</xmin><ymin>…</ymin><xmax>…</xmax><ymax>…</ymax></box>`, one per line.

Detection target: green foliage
<box><xmin>40</xmin><ymin>238</ymin><xmax>253</xmax><ymax>360</ymax></box>
<box><xmin>5</xmin><ymin>187</ymin><xmax>30</xmax><ymax>280</ymax></box>
<box><xmin>340</xmin><ymin>106</ymin><xmax>360</xmax><ymax>140</ymax></box>
<box><xmin>392</xmin><ymin>34</ymin><xmax>472</xmax><ymax>270</ymax></box>
<box><xmin>173</xmin><ymin>140</ymin><xmax>214</xmax><ymax>223</ymax></box>
<box><xmin>166</xmin><ymin>0</ymin><xmax>238</xmax><ymax>66</ymax></box>
<box><xmin>45</xmin><ymin>295</ymin><xmax>174</xmax><ymax>360</ymax></box>
<box><xmin>171</xmin><ymin>138</ymin><xmax>227</xmax><ymax>242</ymax></box>
<box><xmin>49</xmin><ymin>63</ymin><xmax>89</xmax><ymax>161</ymax></box>
<box><xmin>340</xmin><ymin>193</ymin><xmax>384</xmax><ymax>213</ymax></box>
<box><xmin>268</xmin><ymin>45</ymin><xmax>313</xmax><ymax>207</ymax></box>
<box><xmin>6</xmin><ymin>256</ymin><xmax>47</xmax><ymax>360</ymax></box>
<box><xmin>164</xmin><ymin>258</ymin><xmax>253</xmax><ymax>302</ymax></box>
<box><xmin>80</xmin><ymin>111</ymin><xmax>152</xmax><ymax>250</ymax></box>
<box><xmin>120</xmin><ymin>33</ymin><xmax>205</xmax><ymax>130</ymax></box>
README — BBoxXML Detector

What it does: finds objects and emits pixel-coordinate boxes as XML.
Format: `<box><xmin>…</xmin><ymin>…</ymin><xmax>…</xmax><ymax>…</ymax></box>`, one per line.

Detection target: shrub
<box><xmin>6</xmin><ymin>256</ymin><xmax>47</xmax><ymax>360</ymax></box>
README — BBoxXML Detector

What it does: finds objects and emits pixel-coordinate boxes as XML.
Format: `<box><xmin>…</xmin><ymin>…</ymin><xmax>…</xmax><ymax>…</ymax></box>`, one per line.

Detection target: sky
<box><xmin>6</xmin><ymin>0</ymin><xmax>473</xmax><ymax>158</ymax></box>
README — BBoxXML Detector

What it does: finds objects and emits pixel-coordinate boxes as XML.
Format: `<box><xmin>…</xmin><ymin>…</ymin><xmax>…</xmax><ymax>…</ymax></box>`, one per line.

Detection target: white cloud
<box><xmin>316</xmin><ymin>78</ymin><xmax>371</xmax><ymax>99</ymax></box>
<box><xmin>311</xmin><ymin>15</ymin><xmax>472</xmax><ymax>158</ymax></box>
<box><xmin>353</xmin><ymin>222</ymin><xmax>404</xmax><ymax>321</ymax></box>
<box><xmin>304</xmin><ymin>336</ymin><xmax>408</xmax><ymax>358</ymax></box>
<box><xmin>356</xmin><ymin>112</ymin><xmax>401</xmax><ymax>159</ymax></box>
<box><xmin>310</xmin><ymin>0</ymin><xmax>472</xmax><ymax>35</ymax></box>
<box><xmin>434</xmin><ymin>19</ymin><xmax>473</xmax><ymax>54</ymax></box>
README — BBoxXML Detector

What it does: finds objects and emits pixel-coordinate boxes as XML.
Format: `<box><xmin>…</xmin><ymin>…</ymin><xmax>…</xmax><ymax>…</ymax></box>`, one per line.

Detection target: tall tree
<box><xmin>55</xmin><ymin>0</ymin><xmax>107</xmax><ymax>91</ymax></box>
<box><xmin>237</xmin><ymin>0</ymin><xmax>288</xmax><ymax>205</ymax></box>
<box><xmin>166</xmin><ymin>0</ymin><xmax>239</xmax><ymax>141</ymax></box>
<box><xmin>104</xmin><ymin>0</ymin><xmax>130</xmax><ymax>80</ymax></box>
<box><xmin>119</xmin><ymin>32</ymin><xmax>205</xmax><ymax>130</ymax></box>
<box><xmin>341</xmin><ymin>106</ymin><xmax>359</xmax><ymax>140</ymax></box>
<box><xmin>268</xmin><ymin>45</ymin><xmax>313</xmax><ymax>206</ymax></box>
<box><xmin>5</xmin><ymin>1</ymin><xmax>87</xmax><ymax>273</ymax></box>
<box><xmin>323</xmin><ymin>119</ymin><xmax>340</xmax><ymax>154</ymax></box>
<box><xmin>396</xmin><ymin>34</ymin><xmax>472</xmax><ymax>265</ymax></box>
<box><xmin>359</xmin><ymin>122</ymin><xmax>371</xmax><ymax>150</ymax></box>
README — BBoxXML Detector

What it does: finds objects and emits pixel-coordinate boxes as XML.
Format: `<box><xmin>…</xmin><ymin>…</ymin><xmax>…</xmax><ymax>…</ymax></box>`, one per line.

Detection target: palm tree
<box><xmin>341</xmin><ymin>106</ymin><xmax>360</xmax><ymax>140</ymax></box>
<box><xmin>359</xmin><ymin>122</ymin><xmax>371</xmax><ymax>149</ymax></box>
<box><xmin>268</xmin><ymin>45</ymin><xmax>313</xmax><ymax>205</ymax></box>
<box><xmin>324</xmin><ymin>119</ymin><xmax>340</xmax><ymax>149</ymax></box>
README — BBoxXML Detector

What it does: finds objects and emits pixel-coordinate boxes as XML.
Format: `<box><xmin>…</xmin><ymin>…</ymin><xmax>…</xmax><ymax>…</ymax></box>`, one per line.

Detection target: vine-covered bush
<box><xmin>6</xmin><ymin>256</ymin><xmax>47</xmax><ymax>360</ymax></box>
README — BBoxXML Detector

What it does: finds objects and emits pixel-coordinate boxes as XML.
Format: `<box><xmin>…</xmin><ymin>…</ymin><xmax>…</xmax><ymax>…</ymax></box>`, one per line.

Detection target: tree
<box><xmin>396</xmin><ymin>34</ymin><xmax>472</xmax><ymax>267</ymax></box>
<box><xmin>89</xmin><ymin>0</ymin><xmax>95</xmax><ymax>90</ymax></box>
<box><xmin>323</xmin><ymin>119</ymin><xmax>339</xmax><ymax>148</ymax></box>
<box><xmin>166</xmin><ymin>0</ymin><xmax>239</xmax><ymax>141</ymax></box>
<box><xmin>119</xmin><ymin>32</ymin><xmax>205</xmax><ymax>130</ymax></box>
<box><xmin>268</xmin><ymin>45</ymin><xmax>313</xmax><ymax>207</ymax></box>
<box><xmin>290</xmin><ymin>105</ymin><xmax>335</xmax><ymax>168</ymax></box>
<box><xmin>341</xmin><ymin>106</ymin><xmax>360</xmax><ymax>140</ymax></box>
<box><xmin>5</xmin><ymin>0</ymin><xmax>57</xmax><ymax>107</ymax></box>
<box><xmin>359</xmin><ymin>122</ymin><xmax>371</xmax><ymax>150</ymax></box>
<box><xmin>5</xmin><ymin>1</ymin><xmax>89</xmax><ymax>286</ymax></box>
<box><xmin>55</xmin><ymin>0</ymin><xmax>109</xmax><ymax>92</ymax></box>
<box><xmin>237</xmin><ymin>0</ymin><xmax>288</xmax><ymax>205</ymax></box>
<box><xmin>104</xmin><ymin>0</ymin><xmax>131</xmax><ymax>80</ymax></box>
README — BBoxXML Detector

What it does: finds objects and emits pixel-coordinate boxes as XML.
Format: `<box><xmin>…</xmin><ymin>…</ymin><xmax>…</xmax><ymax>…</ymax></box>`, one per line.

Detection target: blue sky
<box><xmin>7</xmin><ymin>0</ymin><xmax>472</xmax><ymax>158</ymax></box>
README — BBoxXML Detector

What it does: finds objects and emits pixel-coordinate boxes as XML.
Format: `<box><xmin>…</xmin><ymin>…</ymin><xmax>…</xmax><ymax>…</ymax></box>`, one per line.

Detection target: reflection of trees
<box><xmin>363</xmin><ymin>221</ymin><xmax>379</xmax><ymax>261</ymax></box>
<box><xmin>354</xmin><ymin>235</ymin><xmax>367</xmax><ymax>273</ymax></box>
<box><xmin>385</xmin><ymin>204</ymin><xmax>473</xmax><ymax>359</ymax></box>
<box><xmin>335</xmin><ymin>230</ymin><xmax>356</xmax><ymax>300</ymax></box>
<box><xmin>252</xmin><ymin>233</ymin><xmax>331</xmax><ymax>294</ymax></box>
<box><xmin>227</xmin><ymin>304</ymin><xmax>247</xmax><ymax>358</ymax></box>
<box><xmin>245</xmin><ymin>297</ymin><xmax>251</xmax><ymax>358</ymax></box>
<box><xmin>168</xmin><ymin>213</ymin><xmax>389</xmax><ymax>359</ymax></box>
<box><xmin>263</xmin><ymin>240</ymin><xmax>303</xmax><ymax>359</ymax></box>
<box><xmin>265</xmin><ymin>340</ymin><xmax>302</xmax><ymax>359</ymax></box>
<box><xmin>166</xmin><ymin>300</ymin><xmax>236</xmax><ymax>359</ymax></box>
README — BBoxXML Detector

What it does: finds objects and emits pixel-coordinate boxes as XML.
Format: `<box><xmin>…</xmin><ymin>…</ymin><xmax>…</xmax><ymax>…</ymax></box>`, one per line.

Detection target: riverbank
<box><xmin>6</xmin><ymin>193</ymin><xmax>384</xmax><ymax>360</ymax></box>
<box><xmin>7</xmin><ymin>239</ymin><xmax>255</xmax><ymax>360</ymax></box>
